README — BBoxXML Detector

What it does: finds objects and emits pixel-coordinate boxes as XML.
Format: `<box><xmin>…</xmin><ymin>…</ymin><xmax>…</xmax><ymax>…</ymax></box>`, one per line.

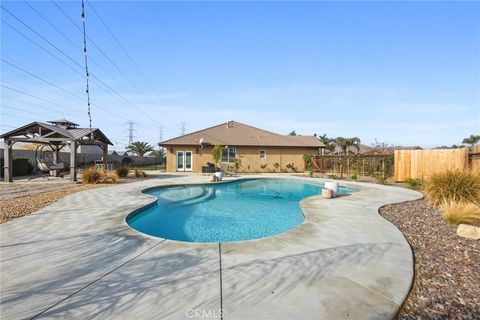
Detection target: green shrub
<box><xmin>424</xmin><ymin>170</ymin><xmax>480</xmax><ymax>207</ymax></box>
<box><xmin>13</xmin><ymin>158</ymin><xmax>33</xmax><ymax>176</ymax></box>
<box><xmin>1</xmin><ymin>158</ymin><xmax>33</xmax><ymax>177</ymax></box>
<box><xmin>350</xmin><ymin>166</ymin><xmax>359</xmax><ymax>181</ymax></box>
<box><xmin>405</xmin><ymin>178</ymin><xmax>423</xmax><ymax>190</ymax></box>
<box><xmin>303</xmin><ymin>154</ymin><xmax>313</xmax><ymax>169</ymax></box>
<box><xmin>116</xmin><ymin>166</ymin><xmax>129</xmax><ymax>177</ymax></box>
<box><xmin>375</xmin><ymin>174</ymin><xmax>388</xmax><ymax>185</ymax></box>
<box><xmin>308</xmin><ymin>168</ymin><xmax>314</xmax><ymax>178</ymax></box>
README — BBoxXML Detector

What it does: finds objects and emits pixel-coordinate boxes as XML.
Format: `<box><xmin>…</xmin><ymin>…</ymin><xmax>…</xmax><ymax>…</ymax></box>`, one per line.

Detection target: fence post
<box><xmin>347</xmin><ymin>158</ymin><xmax>350</xmax><ymax>177</ymax></box>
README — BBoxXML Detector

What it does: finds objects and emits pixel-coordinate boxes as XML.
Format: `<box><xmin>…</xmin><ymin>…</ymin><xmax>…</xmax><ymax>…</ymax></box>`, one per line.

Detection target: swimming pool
<box><xmin>127</xmin><ymin>178</ymin><xmax>355</xmax><ymax>243</ymax></box>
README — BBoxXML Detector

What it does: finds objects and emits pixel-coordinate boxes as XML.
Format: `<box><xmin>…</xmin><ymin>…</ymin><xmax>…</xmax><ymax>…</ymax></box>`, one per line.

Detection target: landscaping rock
<box><xmin>379</xmin><ymin>200</ymin><xmax>480</xmax><ymax>320</ymax></box>
<box><xmin>0</xmin><ymin>183</ymin><xmax>107</xmax><ymax>224</ymax></box>
<box><xmin>457</xmin><ymin>224</ymin><xmax>480</xmax><ymax>240</ymax></box>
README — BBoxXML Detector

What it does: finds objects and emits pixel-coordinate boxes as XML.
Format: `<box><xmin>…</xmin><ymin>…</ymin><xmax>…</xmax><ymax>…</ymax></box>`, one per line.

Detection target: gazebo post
<box><xmin>70</xmin><ymin>140</ymin><xmax>77</xmax><ymax>182</ymax></box>
<box><xmin>52</xmin><ymin>144</ymin><xmax>60</xmax><ymax>177</ymax></box>
<box><xmin>102</xmin><ymin>143</ymin><xmax>108</xmax><ymax>171</ymax></box>
<box><xmin>3</xmin><ymin>139</ymin><xmax>13</xmax><ymax>182</ymax></box>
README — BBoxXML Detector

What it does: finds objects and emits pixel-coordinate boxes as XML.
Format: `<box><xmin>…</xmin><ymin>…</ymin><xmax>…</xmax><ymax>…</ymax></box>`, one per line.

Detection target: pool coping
<box><xmin>0</xmin><ymin>174</ymin><xmax>423</xmax><ymax>320</ymax></box>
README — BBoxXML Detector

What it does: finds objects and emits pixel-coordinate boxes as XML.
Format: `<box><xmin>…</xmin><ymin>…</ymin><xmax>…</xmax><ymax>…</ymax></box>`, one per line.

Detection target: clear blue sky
<box><xmin>1</xmin><ymin>1</ymin><xmax>479</xmax><ymax>149</ymax></box>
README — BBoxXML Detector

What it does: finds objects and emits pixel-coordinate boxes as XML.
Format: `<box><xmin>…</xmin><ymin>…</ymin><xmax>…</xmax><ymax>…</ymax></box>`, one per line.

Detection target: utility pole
<box><xmin>180</xmin><ymin>122</ymin><xmax>186</xmax><ymax>136</ymax></box>
<box><xmin>125</xmin><ymin>121</ymin><xmax>137</xmax><ymax>147</ymax></box>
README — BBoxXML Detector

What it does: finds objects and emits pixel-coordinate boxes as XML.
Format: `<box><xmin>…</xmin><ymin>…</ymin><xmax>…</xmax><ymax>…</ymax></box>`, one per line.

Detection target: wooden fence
<box><xmin>311</xmin><ymin>154</ymin><xmax>394</xmax><ymax>177</ymax></box>
<box><xmin>393</xmin><ymin>148</ymin><xmax>475</xmax><ymax>181</ymax></box>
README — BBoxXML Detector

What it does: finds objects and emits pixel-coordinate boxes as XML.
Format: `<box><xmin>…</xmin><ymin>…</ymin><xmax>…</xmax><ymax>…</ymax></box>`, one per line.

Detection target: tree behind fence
<box><xmin>311</xmin><ymin>154</ymin><xmax>394</xmax><ymax>177</ymax></box>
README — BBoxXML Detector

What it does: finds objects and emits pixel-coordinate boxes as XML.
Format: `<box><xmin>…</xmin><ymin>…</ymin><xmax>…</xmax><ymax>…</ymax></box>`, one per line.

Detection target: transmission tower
<box><xmin>125</xmin><ymin>121</ymin><xmax>137</xmax><ymax>146</ymax></box>
<box><xmin>180</xmin><ymin>121</ymin><xmax>186</xmax><ymax>136</ymax></box>
<box><xmin>159</xmin><ymin>125</ymin><xmax>163</xmax><ymax>143</ymax></box>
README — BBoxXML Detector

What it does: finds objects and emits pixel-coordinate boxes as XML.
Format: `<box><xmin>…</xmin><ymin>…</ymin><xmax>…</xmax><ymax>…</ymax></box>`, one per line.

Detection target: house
<box><xmin>159</xmin><ymin>121</ymin><xmax>325</xmax><ymax>173</ymax></box>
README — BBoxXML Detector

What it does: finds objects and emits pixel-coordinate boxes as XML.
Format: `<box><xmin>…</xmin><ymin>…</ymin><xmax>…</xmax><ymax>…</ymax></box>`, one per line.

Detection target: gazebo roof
<box><xmin>47</xmin><ymin>119</ymin><xmax>80</xmax><ymax>128</ymax></box>
<box><xmin>0</xmin><ymin>121</ymin><xmax>113</xmax><ymax>145</ymax></box>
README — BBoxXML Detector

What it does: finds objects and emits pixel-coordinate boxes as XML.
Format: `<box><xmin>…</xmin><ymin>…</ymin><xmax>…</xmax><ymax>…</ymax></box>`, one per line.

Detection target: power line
<box><xmin>1</xmin><ymin>58</ymin><xmax>86</xmax><ymax>101</ymax></box>
<box><xmin>86</xmin><ymin>0</ymin><xmax>181</xmax><ymax>125</ymax></box>
<box><xmin>2</xmin><ymin>112</ymin><xmax>41</xmax><ymax>122</ymax></box>
<box><xmin>1</xmin><ymin>9</ymin><xmax>164</xmax><ymax>129</ymax></box>
<box><xmin>56</xmin><ymin>0</ymin><xmax>179</xmax><ymax>127</ymax></box>
<box><xmin>22</xmin><ymin>0</ymin><xmax>128</xmax><ymax>99</ymax></box>
<box><xmin>1</xmin><ymin>96</ymin><xmax>79</xmax><ymax>119</ymax></box>
<box><xmin>4</xmin><ymin>105</ymin><xmax>58</xmax><ymax>119</ymax></box>
<box><xmin>1</xmin><ymin>62</ymin><xmax>126</xmax><ymax>124</ymax></box>
<box><xmin>1</xmin><ymin>19</ymin><xmax>84</xmax><ymax>76</ymax></box>
<box><xmin>1</xmin><ymin>84</ymin><xmax>78</xmax><ymax>110</ymax></box>
<box><xmin>1</xmin><ymin>83</ymin><xmax>122</xmax><ymax>125</ymax></box>
<box><xmin>2</xmin><ymin>2</ymin><xmax>176</xmax><ymax>140</ymax></box>
<box><xmin>1</xmin><ymin>5</ymin><xmax>85</xmax><ymax>71</ymax></box>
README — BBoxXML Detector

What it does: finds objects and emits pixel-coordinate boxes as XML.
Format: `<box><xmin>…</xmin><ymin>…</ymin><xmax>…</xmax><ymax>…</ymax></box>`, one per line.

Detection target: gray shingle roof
<box><xmin>0</xmin><ymin>121</ymin><xmax>113</xmax><ymax>145</ymax></box>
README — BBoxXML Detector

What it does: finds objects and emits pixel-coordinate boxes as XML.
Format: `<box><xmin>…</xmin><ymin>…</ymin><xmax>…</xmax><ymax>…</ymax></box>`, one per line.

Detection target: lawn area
<box><xmin>132</xmin><ymin>164</ymin><xmax>165</xmax><ymax>171</ymax></box>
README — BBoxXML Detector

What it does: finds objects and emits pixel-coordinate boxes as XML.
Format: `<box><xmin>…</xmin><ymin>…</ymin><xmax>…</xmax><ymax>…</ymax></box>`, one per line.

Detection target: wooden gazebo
<box><xmin>0</xmin><ymin>119</ymin><xmax>113</xmax><ymax>182</ymax></box>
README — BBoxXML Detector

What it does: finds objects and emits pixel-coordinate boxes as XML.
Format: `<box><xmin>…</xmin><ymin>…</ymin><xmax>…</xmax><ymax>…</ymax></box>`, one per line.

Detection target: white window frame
<box><xmin>259</xmin><ymin>149</ymin><xmax>266</xmax><ymax>160</ymax></box>
<box><xmin>176</xmin><ymin>150</ymin><xmax>193</xmax><ymax>172</ymax></box>
<box><xmin>221</xmin><ymin>147</ymin><xmax>236</xmax><ymax>163</ymax></box>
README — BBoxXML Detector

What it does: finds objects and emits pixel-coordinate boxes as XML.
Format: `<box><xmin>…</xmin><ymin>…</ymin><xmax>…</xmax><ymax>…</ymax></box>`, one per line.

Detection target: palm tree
<box><xmin>462</xmin><ymin>135</ymin><xmax>480</xmax><ymax>149</ymax></box>
<box><xmin>334</xmin><ymin>137</ymin><xmax>361</xmax><ymax>154</ymax></box>
<box><xmin>318</xmin><ymin>134</ymin><xmax>334</xmax><ymax>153</ymax></box>
<box><xmin>126</xmin><ymin>141</ymin><xmax>154</xmax><ymax>156</ymax></box>
<box><xmin>150</xmin><ymin>148</ymin><xmax>166</xmax><ymax>158</ymax></box>
<box><xmin>334</xmin><ymin>137</ymin><xmax>347</xmax><ymax>154</ymax></box>
<box><xmin>345</xmin><ymin>137</ymin><xmax>361</xmax><ymax>154</ymax></box>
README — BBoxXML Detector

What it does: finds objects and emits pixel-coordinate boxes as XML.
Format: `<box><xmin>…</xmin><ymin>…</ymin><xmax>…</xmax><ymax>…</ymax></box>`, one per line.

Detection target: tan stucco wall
<box><xmin>165</xmin><ymin>146</ymin><xmax>320</xmax><ymax>173</ymax></box>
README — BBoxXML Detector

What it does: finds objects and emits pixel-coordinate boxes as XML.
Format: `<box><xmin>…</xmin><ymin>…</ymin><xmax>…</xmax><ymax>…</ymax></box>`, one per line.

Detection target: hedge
<box><xmin>0</xmin><ymin>158</ymin><xmax>34</xmax><ymax>177</ymax></box>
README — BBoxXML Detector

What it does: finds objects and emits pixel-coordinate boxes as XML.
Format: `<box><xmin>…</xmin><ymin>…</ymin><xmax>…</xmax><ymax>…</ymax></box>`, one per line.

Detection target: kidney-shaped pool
<box><xmin>127</xmin><ymin>178</ymin><xmax>355</xmax><ymax>243</ymax></box>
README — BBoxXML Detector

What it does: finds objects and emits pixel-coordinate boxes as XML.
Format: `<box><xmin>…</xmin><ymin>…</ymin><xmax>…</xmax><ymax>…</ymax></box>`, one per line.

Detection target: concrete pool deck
<box><xmin>0</xmin><ymin>175</ymin><xmax>422</xmax><ymax>320</ymax></box>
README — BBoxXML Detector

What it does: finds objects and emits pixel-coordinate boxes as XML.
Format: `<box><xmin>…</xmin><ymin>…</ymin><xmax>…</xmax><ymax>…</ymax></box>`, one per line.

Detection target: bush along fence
<box><xmin>0</xmin><ymin>149</ymin><xmax>163</xmax><ymax>178</ymax></box>
<box><xmin>310</xmin><ymin>154</ymin><xmax>394</xmax><ymax>178</ymax></box>
<box><xmin>0</xmin><ymin>158</ymin><xmax>33</xmax><ymax>177</ymax></box>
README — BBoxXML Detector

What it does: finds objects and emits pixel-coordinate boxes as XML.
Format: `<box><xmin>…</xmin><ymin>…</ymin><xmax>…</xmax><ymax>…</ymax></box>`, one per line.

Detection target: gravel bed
<box><xmin>0</xmin><ymin>184</ymin><xmax>108</xmax><ymax>224</ymax></box>
<box><xmin>0</xmin><ymin>183</ymin><xmax>75</xmax><ymax>200</ymax></box>
<box><xmin>379</xmin><ymin>199</ymin><xmax>480</xmax><ymax>320</ymax></box>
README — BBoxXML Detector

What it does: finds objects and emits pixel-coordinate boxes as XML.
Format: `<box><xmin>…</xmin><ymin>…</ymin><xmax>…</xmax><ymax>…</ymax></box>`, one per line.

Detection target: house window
<box><xmin>222</xmin><ymin>147</ymin><xmax>236</xmax><ymax>163</ymax></box>
<box><xmin>259</xmin><ymin>149</ymin><xmax>266</xmax><ymax>159</ymax></box>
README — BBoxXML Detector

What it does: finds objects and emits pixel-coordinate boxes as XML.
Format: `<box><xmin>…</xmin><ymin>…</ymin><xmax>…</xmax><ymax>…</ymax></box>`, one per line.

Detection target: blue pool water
<box><xmin>127</xmin><ymin>178</ymin><xmax>355</xmax><ymax>243</ymax></box>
